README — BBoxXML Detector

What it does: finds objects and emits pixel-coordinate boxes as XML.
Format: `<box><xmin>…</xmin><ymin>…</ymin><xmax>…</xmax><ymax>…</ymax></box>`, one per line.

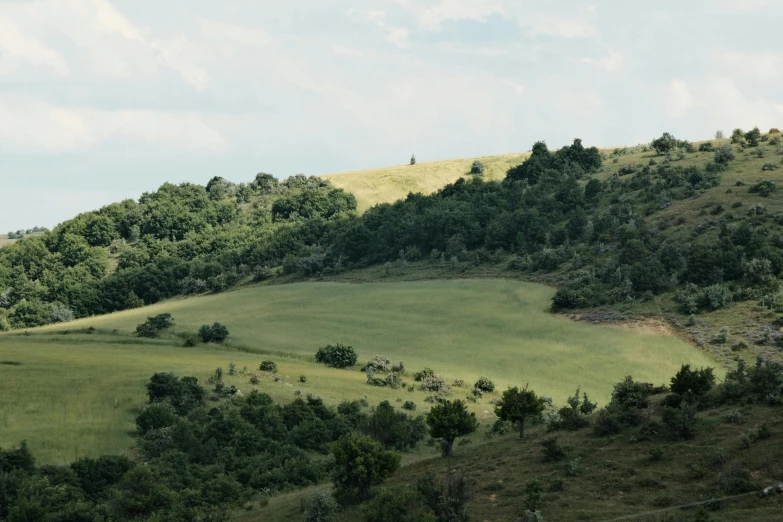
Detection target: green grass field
<box><xmin>322</xmin><ymin>152</ymin><xmax>529</xmax><ymax>212</ymax></box>
<box><xmin>2</xmin><ymin>279</ymin><xmax>720</xmax><ymax>464</ymax></box>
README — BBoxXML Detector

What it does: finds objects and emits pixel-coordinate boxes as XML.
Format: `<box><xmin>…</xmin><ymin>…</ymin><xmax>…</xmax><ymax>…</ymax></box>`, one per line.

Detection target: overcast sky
<box><xmin>1</xmin><ymin>0</ymin><xmax>782</xmax><ymax>230</ymax></box>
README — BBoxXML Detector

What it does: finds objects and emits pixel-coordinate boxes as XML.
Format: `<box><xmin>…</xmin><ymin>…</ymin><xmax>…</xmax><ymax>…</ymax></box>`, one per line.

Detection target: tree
<box><xmin>651</xmin><ymin>132</ymin><xmax>678</xmax><ymax>155</ymax></box>
<box><xmin>410</xmin><ymin>154</ymin><xmax>416</xmax><ymax>166</ymax></box>
<box><xmin>494</xmin><ymin>386</ymin><xmax>546</xmax><ymax>439</ymax></box>
<box><xmin>744</xmin><ymin>127</ymin><xmax>762</xmax><ymax>147</ymax></box>
<box><xmin>304</xmin><ymin>491</ymin><xmax>339</xmax><ymax>522</ymax></box>
<box><xmin>715</xmin><ymin>130</ymin><xmax>724</xmax><ymax>140</ymax></box>
<box><xmin>315</xmin><ymin>343</ymin><xmax>357</xmax><ymax>368</ymax></box>
<box><xmin>198</xmin><ymin>322</ymin><xmax>229</xmax><ymax>343</ymax></box>
<box><xmin>714</xmin><ymin>144</ymin><xmax>735</xmax><ymax>167</ymax></box>
<box><xmin>470</xmin><ymin>160</ymin><xmax>485</xmax><ymax>175</ymax></box>
<box><xmin>425</xmin><ymin>399</ymin><xmax>478</xmax><ymax>456</ymax></box>
<box><xmin>670</xmin><ymin>364</ymin><xmax>715</xmax><ymax>397</ymax></box>
<box><xmin>331</xmin><ymin>433</ymin><xmax>400</xmax><ymax>504</ymax></box>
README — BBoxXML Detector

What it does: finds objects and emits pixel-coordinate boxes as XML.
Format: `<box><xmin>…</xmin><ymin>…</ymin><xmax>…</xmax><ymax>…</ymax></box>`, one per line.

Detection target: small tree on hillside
<box><xmin>198</xmin><ymin>322</ymin><xmax>229</xmax><ymax>343</ymax></box>
<box><xmin>331</xmin><ymin>433</ymin><xmax>400</xmax><ymax>504</ymax></box>
<box><xmin>410</xmin><ymin>154</ymin><xmax>416</xmax><ymax>166</ymax></box>
<box><xmin>494</xmin><ymin>386</ymin><xmax>546</xmax><ymax>439</ymax></box>
<box><xmin>425</xmin><ymin>399</ymin><xmax>478</xmax><ymax>457</ymax></box>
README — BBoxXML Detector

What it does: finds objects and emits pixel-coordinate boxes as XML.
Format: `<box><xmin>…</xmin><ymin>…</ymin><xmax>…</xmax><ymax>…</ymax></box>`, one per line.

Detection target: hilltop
<box><xmin>322</xmin><ymin>152</ymin><xmax>529</xmax><ymax>212</ymax></box>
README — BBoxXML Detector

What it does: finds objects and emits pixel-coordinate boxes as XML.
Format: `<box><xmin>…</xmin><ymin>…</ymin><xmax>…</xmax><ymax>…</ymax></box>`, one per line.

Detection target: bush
<box><xmin>198</xmin><ymin>322</ymin><xmax>229</xmax><ymax>343</ymax></box>
<box><xmin>402</xmin><ymin>401</ymin><xmax>416</xmax><ymax>411</ymax></box>
<box><xmin>698</xmin><ymin>142</ymin><xmax>714</xmax><ymax>152</ymax></box>
<box><xmin>661</xmin><ymin>402</ymin><xmax>697</xmax><ymax>440</ymax></box>
<box><xmin>136</xmin><ymin>314</ymin><xmax>175</xmax><ymax>338</ymax></box>
<box><xmin>749</xmin><ymin>179</ymin><xmax>777</xmax><ymax>196</ymax></box>
<box><xmin>761</xmin><ymin>163</ymin><xmax>779</xmax><ymax>171</ymax></box>
<box><xmin>670</xmin><ymin>365</ymin><xmax>715</xmax><ymax>397</ymax></box>
<box><xmin>304</xmin><ymin>491</ymin><xmax>339</xmax><ymax>522</ymax></box>
<box><xmin>135</xmin><ymin>401</ymin><xmax>178</xmax><ymax>434</ymax></box>
<box><xmin>315</xmin><ymin>343</ymin><xmax>357</xmax><ymax>368</ymax></box>
<box><xmin>420</xmin><ymin>374</ymin><xmax>448</xmax><ymax>392</ymax></box>
<box><xmin>300</xmin><ymin>374</ymin><xmax>307</xmax><ymax>383</ymax></box>
<box><xmin>718</xmin><ymin>460</ymin><xmax>755</xmax><ymax>494</ymax></box>
<box><xmin>183</xmin><ymin>337</ymin><xmax>197</xmax><ymax>347</ymax></box>
<box><xmin>362</xmin><ymin>355</ymin><xmax>391</xmax><ymax>372</ymax></box>
<box><xmin>541</xmin><ymin>437</ymin><xmax>565</xmax><ymax>462</ymax></box>
<box><xmin>260</xmin><ymin>361</ymin><xmax>278</xmax><ymax>373</ymax></box>
<box><xmin>331</xmin><ymin>433</ymin><xmax>400</xmax><ymax>504</ymax></box>
<box><xmin>714</xmin><ymin>144</ymin><xmax>736</xmax><ymax>166</ymax></box>
<box><xmin>474</xmin><ymin>377</ymin><xmax>495</xmax><ymax>393</ymax></box>
<box><xmin>470</xmin><ymin>160</ymin><xmax>485</xmax><ymax>175</ymax></box>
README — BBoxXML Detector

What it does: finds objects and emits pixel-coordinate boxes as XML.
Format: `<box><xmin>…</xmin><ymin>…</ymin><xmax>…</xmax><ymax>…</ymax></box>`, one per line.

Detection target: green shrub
<box><xmin>362</xmin><ymin>355</ymin><xmax>391</xmax><ymax>372</ymax></box>
<box><xmin>135</xmin><ymin>401</ymin><xmax>178</xmax><ymax>434</ymax></box>
<box><xmin>670</xmin><ymin>365</ymin><xmax>715</xmax><ymax>397</ymax></box>
<box><xmin>413</xmin><ymin>368</ymin><xmax>436</xmax><ymax>381</ymax></box>
<box><xmin>304</xmin><ymin>491</ymin><xmax>339</xmax><ymax>522</ymax></box>
<box><xmin>470</xmin><ymin>160</ymin><xmax>485</xmax><ymax>175</ymax></box>
<box><xmin>402</xmin><ymin>401</ymin><xmax>416</xmax><ymax>411</ymax></box>
<box><xmin>136</xmin><ymin>314</ymin><xmax>175</xmax><ymax>338</ymax></box>
<box><xmin>698</xmin><ymin>142</ymin><xmax>714</xmax><ymax>152</ymax></box>
<box><xmin>714</xmin><ymin>144</ymin><xmax>736</xmax><ymax>166</ymax></box>
<box><xmin>300</xmin><ymin>374</ymin><xmax>307</xmax><ymax>383</ymax></box>
<box><xmin>198</xmin><ymin>322</ymin><xmax>229</xmax><ymax>343</ymax></box>
<box><xmin>661</xmin><ymin>402</ymin><xmax>697</xmax><ymax>440</ymax></box>
<box><xmin>749</xmin><ymin>179</ymin><xmax>777</xmax><ymax>196</ymax></box>
<box><xmin>315</xmin><ymin>343</ymin><xmax>357</xmax><ymax>368</ymax></box>
<box><xmin>541</xmin><ymin>437</ymin><xmax>565</xmax><ymax>462</ymax></box>
<box><xmin>259</xmin><ymin>361</ymin><xmax>278</xmax><ymax>373</ymax></box>
<box><xmin>474</xmin><ymin>377</ymin><xmax>495</xmax><ymax>393</ymax></box>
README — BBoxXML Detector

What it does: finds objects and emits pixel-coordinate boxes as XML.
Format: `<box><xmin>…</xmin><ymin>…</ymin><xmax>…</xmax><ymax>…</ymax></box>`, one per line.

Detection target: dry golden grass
<box><xmin>322</xmin><ymin>152</ymin><xmax>529</xmax><ymax>212</ymax></box>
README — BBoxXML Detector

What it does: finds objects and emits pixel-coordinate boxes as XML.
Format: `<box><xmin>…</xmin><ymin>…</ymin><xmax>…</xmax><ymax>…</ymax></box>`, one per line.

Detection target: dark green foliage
<box><xmin>506</xmin><ymin>139</ymin><xmax>601</xmax><ymax>185</ymax></box>
<box><xmin>494</xmin><ymin>386</ymin><xmax>546</xmax><ymax>438</ymax></box>
<box><xmin>365</xmin><ymin>401</ymin><xmax>426</xmax><ymax>451</ymax></box>
<box><xmin>524</xmin><ymin>479</ymin><xmax>543</xmax><ymax>512</ymax></box>
<box><xmin>135</xmin><ymin>401</ymin><xmax>178</xmax><ymax>434</ymax></box>
<box><xmin>331</xmin><ymin>433</ymin><xmax>400</xmax><ymax>503</ymax></box>
<box><xmin>413</xmin><ymin>368</ymin><xmax>436</xmax><ymax>381</ymax></box>
<box><xmin>272</xmin><ymin>188</ymin><xmax>356</xmax><ymax>222</ymax></box>
<box><xmin>661</xmin><ymin>401</ymin><xmax>697</xmax><ymax>440</ymax></box>
<box><xmin>731</xmin><ymin>128</ymin><xmax>745</xmax><ymax>144</ymax></box>
<box><xmin>315</xmin><ymin>343</ymin><xmax>357</xmax><ymax>368</ymax></box>
<box><xmin>541</xmin><ymin>437</ymin><xmax>565</xmax><ymax>462</ymax></box>
<box><xmin>260</xmin><ymin>360</ymin><xmax>278</xmax><ymax>373</ymax></box>
<box><xmin>749</xmin><ymin>179</ymin><xmax>777</xmax><ymax>196</ymax></box>
<box><xmin>698</xmin><ymin>142</ymin><xmax>714</xmax><ymax>152</ymax></box>
<box><xmin>198</xmin><ymin>322</ymin><xmax>229</xmax><ymax>343</ymax></box>
<box><xmin>721</xmin><ymin>358</ymin><xmax>783</xmax><ymax>404</ymax></box>
<box><xmin>670</xmin><ymin>365</ymin><xmax>715</xmax><ymax>397</ymax></box>
<box><xmin>594</xmin><ymin>376</ymin><xmax>653</xmax><ymax>436</ymax></box>
<box><xmin>745</xmin><ymin>127</ymin><xmax>762</xmax><ymax>147</ymax></box>
<box><xmin>652</xmin><ymin>132</ymin><xmax>678</xmax><ymax>154</ymax></box>
<box><xmin>70</xmin><ymin>455</ymin><xmax>134</xmax><ymax>501</ymax></box>
<box><xmin>426</xmin><ymin>400</ymin><xmax>478</xmax><ymax>456</ymax></box>
<box><xmin>473</xmin><ymin>377</ymin><xmax>495</xmax><ymax>393</ymax></box>
<box><xmin>145</xmin><ymin>372</ymin><xmax>205</xmax><ymax>415</ymax></box>
<box><xmin>135</xmin><ymin>313</ymin><xmax>174</xmax><ymax>338</ymax></box>
<box><xmin>363</xmin><ymin>486</ymin><xmax>437</xmax><ymax>522</ymax></box>
<box><xmin>470</xmin><ymin>160</ymin><xmax>485</xmax><ymax>175</ymax></box>
<box><xmin>550</xmin><ymin>387</ymin><xmax>595</xmax><ymax>431</ymax></box>
<box><xmin>304</xmin><ymin>491</ymin><xmax>339</xmax><ymax>522</ymax></box>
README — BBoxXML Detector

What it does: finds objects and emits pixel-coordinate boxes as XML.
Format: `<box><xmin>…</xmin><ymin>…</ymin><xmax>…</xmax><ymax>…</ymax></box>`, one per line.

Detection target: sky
<box><xmin>1</xmin><ymin>0</ymin><xmax>782</xmax><ymax>231</ymax></box>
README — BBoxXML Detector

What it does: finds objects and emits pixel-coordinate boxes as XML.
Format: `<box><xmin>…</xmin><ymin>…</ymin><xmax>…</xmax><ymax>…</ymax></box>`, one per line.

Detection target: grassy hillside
<box><xmin>1</xmin><ymin>279</ymin><xmax>718</xmax><ymax>464</ymax></box>
<box><xmin>322</xmin><ymin>152</ymin><xmax>529</xmax><ymax>212</ymax></box>
<box><xmin>254</xmin><ymin>398</ymin><xmax>783</xmax><ymax>522</ymax></box>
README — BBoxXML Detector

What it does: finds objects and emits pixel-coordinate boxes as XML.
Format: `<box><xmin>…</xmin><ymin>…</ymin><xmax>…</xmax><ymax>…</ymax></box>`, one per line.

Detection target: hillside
<box><xmin>322</xmin><ymin>152</ymin><xmax>529</xmax><ymax>212</ymax></box>
<box><xmin>0</xmin><ymin>234</ymin><xmax>14</xmax><ymax>248</ymax></box>
<box><xmin>0</xmin><ymin>278</ymin><xmax>717</xmax><ymax>464</ymax></box>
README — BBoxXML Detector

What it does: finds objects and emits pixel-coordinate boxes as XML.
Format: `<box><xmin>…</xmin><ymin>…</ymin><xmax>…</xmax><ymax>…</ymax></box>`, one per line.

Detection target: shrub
<box><xmin>304</xmin><ymin>491</ymin><xmax>339</xmax><ymax>522</ymax></box>
<box><xmin>259</xmin><ymin>361</ymin><xmax>278</xmax><ymax>373</ymax></box>
<box><xmin>470</xmin><ymin>160</ymin><xmax>485</xmax><ymax>175</ymax></box>
<box><xmin>315</xmin><ymin>343</ymin><xmax>357</xmax><ymax>369</ymax></box>
<box><xmin>745</xmin><ymin>127</ymin><xmax>762</xmax><ymax>147</ymax></box>
<box><xmin>761</xmin><ymin>163</ymin><xmax>779</xmax><ymax>171</ymax></box>
<box><xmin>670</xmin><ymin>365</ymin><xmax>715</xmax><ymax>397</ymax></box>
<box><xmin>749</xmin><ymin>179</ymin><xmax>777</xmax><ymax>196</ymax></box>
<box><xmin>198</xmin><ymin>322</ymin><xmax>229</xmax><ymax>343</ymax></box>
<box><xmin>698</xmin><ymin>142</ymin><xmax>714</xmax><ymax>152</ymax></box>
<box><xmin>474</xmin><ymin>377</ymin><xmax>495</xmax><ymax>393</ymax></box>
<box><xmin>183</xmin><ymin>337</ymin><xmax>197</xmax><ymax>347</ymax></box>
<box><xmin>402</xmin><ymin>401</ymin><xmax>416</xmax><ymax>411</ymax></box>
<box><xmin>331</xmin><ymin>433</ymin><xmax>400</xmax><ymax>504</ymax></box>
<box><xmin>413</xmin><ymin>368</ymin><xmax>435</xmax><ymax>381</ymax></box>
<box><xmin>300</xmin><ymin>375</ymin><xmax>307</xmax><ymax>383</ymax></box>
<box><xmin>661</xmin><ymin>401</ymin><xmax>697</xmax><ymax>440</ymax></box>
<box><xmin>420</xmin><ymin>374</ymin><xmax>448</xmax><ymax>392</ymax></box>
<box><xmin>541</xmin><ymin>437</ymin><xmax>565</xmax><ymax>462</ymax></box>
<box><xmin>426</xmin><ymin>399</ymin><xmax>478</xmax><ymax>456</ymax></box>
<box><xmin>136</xmin><ymin>314</ymin><xmax>175</xmax><ymax>338</ymax></box>
<box><xmin>714</xmin><ymin>144</ymin><xmax>736</xmax><ymax>166</ymax></box>
<box><xmin>524</xmin><ymin>479</ymin><xmax>543</xmax><ymax>512</ymax></box>
<box><xmin>249</xmin><ymin>374</ymin><xmax>260</xmax><ymax>385</ymax></box>
<box><xmin>731</xmin><ymin>128</ymin><xmax>744</xmax><ymax>144</ymax></box>
<box><xmin>771</xmin><ymin>128</ymin><xmax>781</xmax><ymax>134</ymax></box>
<box><xmin>718</xmin><ymin>460</ymin><xmax>755</xmax><ymax>494</ymax></box>
<box><xmin>135</xmin><ymin>401</ymin><xmax>178</xmax><ymax>434</ymax></box>
<box><xmin>363</xmin><ymin>355</ymin><xmax>391</xmax><ymax>372</ymax></box>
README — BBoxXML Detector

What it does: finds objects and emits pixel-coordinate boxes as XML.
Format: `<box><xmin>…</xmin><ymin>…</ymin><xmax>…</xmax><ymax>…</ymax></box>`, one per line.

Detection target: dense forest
<box><xmin>2</xmin><ymin>129</ymin><xmax>783</xmax><ymax>336</ymax></box>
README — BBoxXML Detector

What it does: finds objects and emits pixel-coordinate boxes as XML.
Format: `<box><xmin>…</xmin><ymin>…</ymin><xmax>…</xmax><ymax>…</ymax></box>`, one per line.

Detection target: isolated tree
<box><xmin>731</xmin><ymin>128</ymin><xmax>745</xmax><ymax>144</ymax></box>
<box><xmin>425</xmin><ymin>399</ymin><xmax>478</xmax><ymax>457</ymax></box>
<box><xmin>651</xmin><ymin>132</ymin><xmax>678</xmax><ymax>155</ymax></box>
<box><xmin>714</xmin><ymin>144</ymin><xmax>736</xmax><ymax>167</ymax></box>
<box><xmin>470</xmin><ymin>160</ymin><xmax>485</xmax><ymax>175</ymax></box>
<box><xmin>331</xmin><ymin>433</ymin><xmax>400</xmax><ymax>504</ymax></box>
<box><xmin>744</xmin><ymin>126</ymin><xmax>762</xmax><ymax>147</ymax></box>
<box><xmin>410</xmin><ymin>154</ymin><xmax>416</xmax><ymax>166</ymax></box>
<box><xmin>494</xmin><ymin>386</ymin><xmax>546</xmax><ymax>439</ymax></box>
<box><xmin>715</xmin><ymin>130</ymin><xmax>724</xmax><ymax>140</ymax></box>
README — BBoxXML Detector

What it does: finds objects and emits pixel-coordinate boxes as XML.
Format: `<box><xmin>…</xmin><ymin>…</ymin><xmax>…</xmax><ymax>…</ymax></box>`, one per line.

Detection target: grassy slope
<box><xmin>322</xmin><ymin>153</ymin><xmax>529</xmax><ymax>212</ymax></box>
<box><xmin>0</xmin><ymin>279</ymin><xmax>718</xmax><ymax>464</ymax></box>
<box><xmin>255</xmin><ymin>399</ymin><xmax>783</xmax><ymax>522</ymax></box>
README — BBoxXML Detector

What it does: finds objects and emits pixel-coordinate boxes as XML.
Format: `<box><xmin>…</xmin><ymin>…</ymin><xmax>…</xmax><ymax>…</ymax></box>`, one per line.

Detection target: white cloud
<box><xmin>350</xmin><ymin>9</ymin><xmax>410</xmax><ymax>48</ymax></box>
<box><xmin>716</xmin><ymin>51</ymin><xmax>783</xmax><ymax>81</ymax></box>
<box><xmin>333</xmin><ymin>45</ymin><xmax>365</xmax><ymax>58</ymax></box>
<box><xmin>665</xmin><ymin>80</ymin><xmax>692</xmax><ymax>118</ymax></box>
<box><xmin>0</xmin><ymin>16</ymin><xmax>70</xmax><ymax>76</ymax></box>
<box><xmin>0</xmin><ymin>97</ymin><xmax>226</xmax><ymax>154</ymax></box>
<box><xmin>530</xmin><ymin>15</ymin><xmax>597</xmax><ymax>38</ymax></box>
<box><xmin>417</xmin><ymin>0</ymin><xmax>508</xmax><ymax>30</ymax></box>
<box><xmin>581</xmin><ymin>49</ymin><xmax>624</xmax><ymax>72</ymax></box>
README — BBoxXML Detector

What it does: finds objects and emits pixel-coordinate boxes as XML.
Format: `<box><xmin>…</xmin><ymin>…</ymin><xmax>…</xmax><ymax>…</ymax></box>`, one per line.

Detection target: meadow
<box><xmin>322</xmin><ymin>152</ymin><xmax>529</xmax><ymax>212</ymax></box>
<box><xmin>2</xmin><ymin>278</ymin><xmax>719</xmax><ymax>464</ymax></box>
<box><xmin>0</xmin><ymin>234</ymin><xmax>16</xmax><ymax>248</ymax></box>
